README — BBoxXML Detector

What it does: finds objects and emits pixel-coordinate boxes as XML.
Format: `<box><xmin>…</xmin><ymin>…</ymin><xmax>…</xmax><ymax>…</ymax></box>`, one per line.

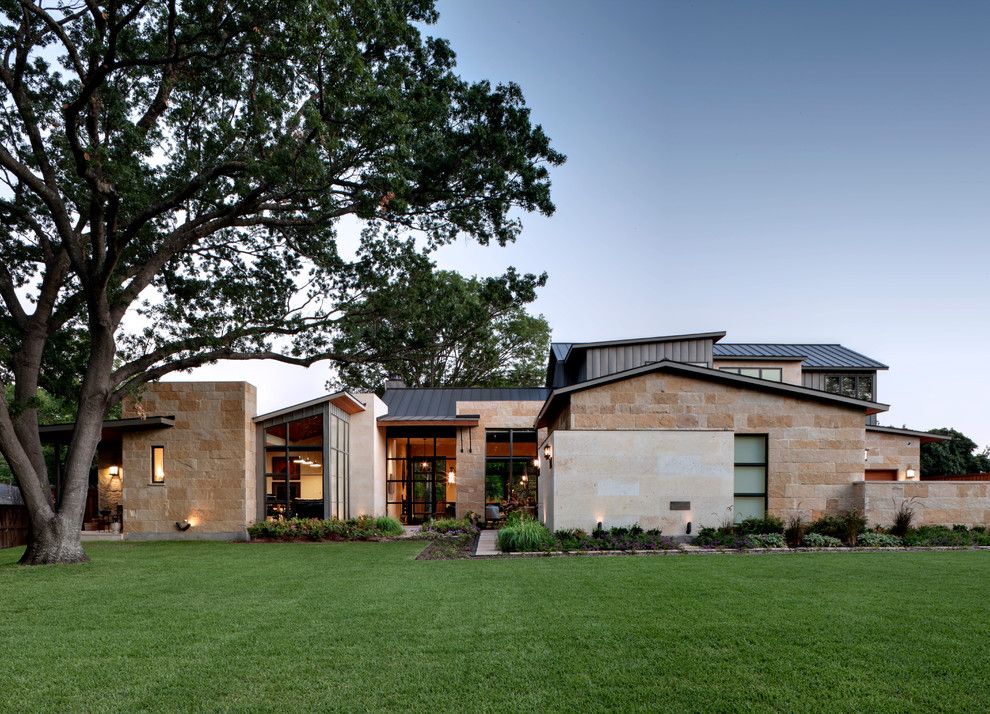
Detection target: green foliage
<box><xmin>784</xmin><ymin>515</ymin><xmax>807</xmax><ymax>548</ymax></box>
<box><xmin>247</xmin><ymin>517</ymin><xmax>403</xmax><ymax>541</ymax></box>
<box><xmin>373</xmin><ymin>516</ymin><xmax>405</xmax><ymax>537</ymax></box>
<box><xmin>333</xmin><ymin>269</ymin><xmax>552</xmax><ymax>391</ymax></box>
<box><xmin>736</xmin><ymin>515</ymin><xmax>785</xmax><ymax>534</ymax></box>
<box><xmin>803</xmin><ymin>533</ymin><xmax>843</xmax><ymax>548</ymax></box>
<box><xmin>745</xmin><ymin>533</ymin><xmax>786</xmax><ymax>548</ymax></box>
<box><xmin>902</xmin><ymin>525</ymin><xmax>990</xmax><ymax>547</ymax></box>
<box><xmin>808</xmin><ymin>510</ymin><xmax>868</xmax><ymax>545</ymax></box>
<box><xmin>857</xmin><ymin>532</ymin><xmax>902</xmax><ymax>548</ymax></box>
<box><xmin>694</xmin><ymin>526</ymin><xmax>744</xmax><ymax>548</ymax></box>
<box><xmin>921</xmin><ymin>428</ymin><xmax>990</xmax><ymax>477</ymax></box>
<box><xmin>891</xmin><ymin>500</ymin><xmax>915</xmax><ymax>537</ymax></box>
<box><xmin>497</xmin><ymin>515</ymin><xmax>554</xmax><ymax>552</ymax></box>
<box><xmin>420</xmin><ymin>518</ymin><xmax>478</xmax><ymax>535</ymax></box>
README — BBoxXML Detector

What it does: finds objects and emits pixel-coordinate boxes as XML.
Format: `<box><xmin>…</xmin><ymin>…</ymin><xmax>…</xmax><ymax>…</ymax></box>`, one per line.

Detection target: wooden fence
<box><xmin>0</xmin><ymin>505</ymin><xmax>29</xmax><ymax>549</ymax></box>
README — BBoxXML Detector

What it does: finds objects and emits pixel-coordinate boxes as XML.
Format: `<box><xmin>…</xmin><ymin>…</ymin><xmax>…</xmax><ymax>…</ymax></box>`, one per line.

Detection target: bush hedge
<box><xmin>248</xmin><ymin>515</ymin><xmax>404</xmax><ymax>542</ymax></box>
<box><xmin>802</xmin><ymin>533</ymin><xmax>842</xmax><ymax>548</ymax></box>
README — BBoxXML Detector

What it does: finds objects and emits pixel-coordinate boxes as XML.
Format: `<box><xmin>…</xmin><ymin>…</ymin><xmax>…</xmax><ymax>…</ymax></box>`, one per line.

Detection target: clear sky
<box><xmin>181</xmin><ymin>0</ymin><xmax>990</xmax><ymax>449</ymax></box>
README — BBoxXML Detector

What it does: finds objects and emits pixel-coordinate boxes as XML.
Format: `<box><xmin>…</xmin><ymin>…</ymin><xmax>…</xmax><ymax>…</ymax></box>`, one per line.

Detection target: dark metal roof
<box><xmin>714</xmin><ymin>343</ymin><xmax>888</xmax><ymax>370</ymax></box>
<box><xmin>382</xmin><ymin>387</ymin><xmax>549</xmax><ymax>419</ymax></box>
<box><xmin>867</xmin><ymin>425</ymin><xmax>950</xmax><ymax>443</ymax></box>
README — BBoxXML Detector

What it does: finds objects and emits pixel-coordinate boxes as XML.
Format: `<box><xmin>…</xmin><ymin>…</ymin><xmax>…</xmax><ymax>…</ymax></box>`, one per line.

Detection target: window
<box><xmin>150</xmin><ymin>446</ymin><xmax>165</xmax><ymax>484</ymax></box>
<box><xmin>733</xmin><ymin>435</ymin><xmax>767</xmax><ymax>522</ymax></box>
<box><xmin>264</xmin><ymin>414</ymin><xmax>326</xmax><ymax>519</ymax></box>
<box><xmin>720</xmin><ymin>367</ymin><xmax>783</xmax><ymax>382</ymax></box>
<box><xmin>822</xmin><ymin>373</ymin><xmax>873</xmax><ymax>401</ymax></box>
<box><xmin>385</xmin><ymin>428</ymin><xmax>456</xmax><ymax>525</ymax></box>
<box><xmin>485</xmin><ymin>430</ymin><xmax>539</xmax><ymax>523</ymax></box>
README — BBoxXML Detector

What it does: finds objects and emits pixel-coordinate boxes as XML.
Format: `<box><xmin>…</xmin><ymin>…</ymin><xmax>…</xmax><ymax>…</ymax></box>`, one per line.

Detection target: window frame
<box><xmin>720</xmin><ymin>366</ymin><xmax>783</xmax><ymax>382</ymax></box>
<box><xmin>733</xmin><ymin>434</ymin><xmax>768</xmax><ymax>521</ymax></box>
<box><xmin>150</xmin><ymin>445</ymin><xmax>165</xmax><ymax>485</ymax></box>
<box><xmin>820</xmin><ymin>372</ymin><xmax>874</xmax><ymax>401</ymax></box>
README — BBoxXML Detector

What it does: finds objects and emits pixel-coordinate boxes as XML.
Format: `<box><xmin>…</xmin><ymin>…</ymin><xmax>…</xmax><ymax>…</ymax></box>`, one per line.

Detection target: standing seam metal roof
<box><xmin>382</xmin><ymin>387</ymin><xmax>550</xmax><ymax>419</ymax></box>
<box><xmin>713</xmin><ymin>343</ymin><xmax>888</xmax><ymax>370</ymax></box>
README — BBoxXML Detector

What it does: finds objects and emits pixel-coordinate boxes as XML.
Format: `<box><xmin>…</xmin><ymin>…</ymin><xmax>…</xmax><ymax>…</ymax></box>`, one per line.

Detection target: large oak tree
<box><xmin>0</xmin><ymin>0</ymin><xmax>563</xmax><ymax>563</ymax></box>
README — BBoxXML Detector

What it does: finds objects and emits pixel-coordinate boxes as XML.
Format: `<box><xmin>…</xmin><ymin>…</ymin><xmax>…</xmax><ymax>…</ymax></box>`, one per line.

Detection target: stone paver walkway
<box><xmin>475</xmin><ymin>529</ymin><xmax>500</xmax><ymax>556</ymax></box>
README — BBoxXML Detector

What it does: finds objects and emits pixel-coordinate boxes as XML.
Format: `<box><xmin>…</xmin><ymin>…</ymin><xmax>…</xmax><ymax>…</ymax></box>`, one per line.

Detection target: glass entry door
<box><xmin>387</xmin><ymin>428</ymin><xmax>457</xmax><ymax>524</ymax></box>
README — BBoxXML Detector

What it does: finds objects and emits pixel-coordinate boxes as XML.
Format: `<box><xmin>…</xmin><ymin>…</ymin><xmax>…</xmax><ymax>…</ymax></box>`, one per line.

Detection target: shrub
<box><xmin>694</xmin><ymin>526</ymin><xmax>745</xmax><ymax>549</ymax></box>
<box><xmin>497</xmin><ymin>516</ymin><xmax>554</xmax><ymax>552</ymax></box>
<box><xmin>803</xmin><ymin>533</ymin><xmax>842</xmax><ymax>548</ymax></box>
<box><xmin>891</xmin><ymin>500</ymin><xmax>915</xmax><ymax>537</ymax></box>
<box><xmin>784</xmin><ymin>515</ymin><xmax>807</xmax><ymax>548</ymax></box>
<box><xmin>809</xmin><ymin>510</ymin><xmax>867</xmax><ymax>545</ymax></box>
<box><xmin>421</xmin><ymin>517</ymin><xmax>477</xmax><ymax>535</ymax></box>
<box><xmin>374</xmin><ymin>516</ymin><xmax>405</xmax><ymax>537</ymax></box>
<box><xmin>737</xmin><ymin>515</ymin><xmax>785</xmax><ymax>535</ymax></box>
<box><xmin>857</xmin><ymin>532</ymin><xmax>901</xmax><ymax>548</ymax></box>
<box><xmin>745</xmin><ymin>533</ymin><xmax>786</xmax><ymax>548</ymax></box>
<box><xmin>901</xmin><ymin>525</ymin><xmax>990</xmax><ymax>547</ymax></box>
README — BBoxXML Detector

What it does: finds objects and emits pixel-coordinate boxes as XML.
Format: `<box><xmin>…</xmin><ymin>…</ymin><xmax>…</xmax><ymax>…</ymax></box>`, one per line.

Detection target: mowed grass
<box><xmin>1</xmin><ymin>543</ymin><xmax>989</xmax><ymax>713</ymax></box>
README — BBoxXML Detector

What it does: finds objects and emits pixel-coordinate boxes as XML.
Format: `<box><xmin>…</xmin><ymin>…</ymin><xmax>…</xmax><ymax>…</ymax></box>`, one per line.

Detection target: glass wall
<box><xmin>386</xmin><ymin>427</ymin><xmax>456</xmax><ymax>524</ymax></box>
<box><xmin>485</xmin><ymin>429</ymin><xmax>538</xmax><ymax>524</ymax></box>
<box><xmin>262</xmin><ymin>409</ymin><xmax>350</xmax><ymax>520</ymax></box>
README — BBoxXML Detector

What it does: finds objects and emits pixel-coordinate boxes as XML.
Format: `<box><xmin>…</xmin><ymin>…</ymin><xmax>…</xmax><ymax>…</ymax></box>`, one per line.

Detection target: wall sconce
<box><xmin>175</xmin><ymin>520</ymin><xmax>192</xmax><ymax>531</ymax></box>
<box><xmin>531</xmin><ymin>458</ymin><xmax>540</xmax><ymax>469</ymax></box>
<box><xmin>863</xmin><ymin>449</ymin><xmax>869</xmax><ymax>462</ymax></box>
<box><xmin>447</xmin><ymin>469</ymin><xmax>456</xmax><ymax>484</ymax></box>
<box><xmin>543</xmin><ymin>443</ymin><xmax>553</xmax><ymax>469</ymax></box>
<box><xmin>906</xmin><ymin>466</ymin><xmax>916</xmax><ymax>480</ymax></box>
<box><xmin>108</xmin><ymin>465</ymin><xmax>120</xmax><ymax>477</ymax></box>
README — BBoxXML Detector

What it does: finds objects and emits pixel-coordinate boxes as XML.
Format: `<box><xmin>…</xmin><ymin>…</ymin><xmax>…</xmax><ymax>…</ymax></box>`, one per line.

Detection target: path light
<box><xmin>175</xmin><ymin>520</ymin><xmax>191</xmax><ymax>531</ymax></box>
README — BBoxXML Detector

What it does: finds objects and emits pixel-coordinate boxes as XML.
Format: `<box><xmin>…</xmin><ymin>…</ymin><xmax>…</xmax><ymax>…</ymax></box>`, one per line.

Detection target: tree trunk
<box><xmin>19</xmin><ymin>512</ymin><xmax>88</xmax><ymax>565</ymax></box>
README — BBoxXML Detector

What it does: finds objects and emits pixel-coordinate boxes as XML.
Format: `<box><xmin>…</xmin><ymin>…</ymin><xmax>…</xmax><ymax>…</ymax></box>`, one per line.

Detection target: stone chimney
<box><xmin>384</xmin><ymin>376</ymin><xmax>406</xmax><ymax>390</ymax></box>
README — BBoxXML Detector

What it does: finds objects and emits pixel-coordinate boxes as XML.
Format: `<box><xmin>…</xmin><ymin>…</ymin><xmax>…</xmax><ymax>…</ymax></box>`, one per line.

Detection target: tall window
<box><xmin>720</xmin><ymin>367</ymin><xmax>783</xmax><ymax>382</ymax></box>
<box><xmin>822</xmin><ymin>373</ymin><xmax>873</xmax><ymax>401</ymax></box>
<box><xmin>485</xmin><ymin>430</ymin><xmax>538</xmax><ymax>523</ymax></box>
<box><xmin>150</xmin><ymin>445</ymin><xmax>165</xmax><ymax>484</ymax></box>
<box><xmin>264</xmin><ymin>415</ymin><xmax>325</xmax><ymax>519</ymax></box>
<box><xmin>385</xmin><ymin>428</ymin><xmax>456</xmax><ymax>525</ymax></box>
<box><xmin>734</xmin><ymin>435</ymin><xmax>767</xmax><ymax>522</ymax></box>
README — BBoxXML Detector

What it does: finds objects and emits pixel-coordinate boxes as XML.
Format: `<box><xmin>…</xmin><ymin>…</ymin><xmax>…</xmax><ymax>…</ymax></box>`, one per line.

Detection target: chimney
<box><xmin>384</xmin><ymin>376</ymin><xmax>406</xmax><ymax>391</ymax></box>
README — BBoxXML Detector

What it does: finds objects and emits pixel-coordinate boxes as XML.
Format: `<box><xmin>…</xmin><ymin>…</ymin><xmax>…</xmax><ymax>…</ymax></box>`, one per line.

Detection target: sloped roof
<box><xmin>536</xmin><ymin>359</ymin><xmax>888</xmax><ymax>428</ymax></box>
<box><xmin>382</xmin><ymin>387</ymin><xmax>549</xmax><ymax>420</ymax></box>
<box><xmin>714</xmin><ymin>343</ymin><xmax>888</xmax><ymax>370</ymax></box>
<box><xmin>253</xmin><ymin>391</ymin><xmax>366</xmax><ymax>422</ymax></box>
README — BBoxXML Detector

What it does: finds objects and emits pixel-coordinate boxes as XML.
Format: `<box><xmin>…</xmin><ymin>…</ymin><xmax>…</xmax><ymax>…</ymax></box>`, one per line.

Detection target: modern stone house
<box><xmin>46</xmin><ymin>331</ymin><xmax>988</xmax><ymax>540</ymax></box>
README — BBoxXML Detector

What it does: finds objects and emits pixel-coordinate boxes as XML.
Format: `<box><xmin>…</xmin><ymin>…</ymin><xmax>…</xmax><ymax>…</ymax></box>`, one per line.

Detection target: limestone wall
<box><xmin>562</xmin><ymin>371</ymin><xmax>868</xmax><ymax>520</ymax></box>
<box><xmin>349</xmin><ymin>393</ymin><xmax>388</xmax><ymax>517</ymax></box>
<box><xmin>545</xmin><ymin>429</ymin><xmax>734</xmax><ymax>533</ymax></box>
<box><xmin>121</xmin><ymin>382</ymin><xmax>256</xmax><ymax>538</ymax></box>
<box><xmin>853</xmin><ymin>481</ymin><xmax>990</xmax><ymax>527</ymax></box>
<box><xmin>453</xmin><ymin>400</ymin><xmax>545</xmax><ymax>519</ymax></box>
<box><xmin>866</xmin><ymin>430</ymin><xmax>920</xmax><ymax>480</ymax></box>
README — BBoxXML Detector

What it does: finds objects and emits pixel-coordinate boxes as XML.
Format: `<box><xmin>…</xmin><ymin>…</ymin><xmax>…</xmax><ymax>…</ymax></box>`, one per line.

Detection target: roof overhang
<box><xmin>567</xmin><ymin>331</ymin><xmax>726</xmax><ymax>354</ymax></box>
<box><xmin>866</xmin><ymin>425</ymin><xmax>950</xmax><ymax>444</ymax></box>
<box><xmin>536</xmin><ymin>360</ymin><xmax>889</xmax><ymax>428</ymax></box>
<box><xmin>253</xmin><ymin>390</ymin><xmax>366</xmax><ymax>422</ymax></box>
<box><xmin>39</xmin><ymin>415</ymin><xmax>176</xmax><ymax>443</ymax></box>
<box><xmin>377</xmin><ymin>415</ymin><xmax>480</xmax><ymax>428</ymax></box>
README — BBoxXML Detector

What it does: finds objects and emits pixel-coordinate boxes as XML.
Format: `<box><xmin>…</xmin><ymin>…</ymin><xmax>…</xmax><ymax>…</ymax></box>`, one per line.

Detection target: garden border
<box><xmin>476</xmin><ymin>545</ymin><xmax>990</xmax><ymax>558</ymax></box>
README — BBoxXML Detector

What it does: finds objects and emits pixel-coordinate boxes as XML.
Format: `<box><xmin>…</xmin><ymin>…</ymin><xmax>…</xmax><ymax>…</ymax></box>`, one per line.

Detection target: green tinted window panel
<box><xmin>734</xmin><ymin>466</ymin><xmax>767</xmax><ymax>494</ymax></box>
<box><xmin>734</xmin><ymin>435</ymin><xmax>766</xmax><ymax>464</ymax></box>
<box><xmin>733</xmin><ymin>496</ymin><xmax>766</xmax><ymax>522</ymax></box>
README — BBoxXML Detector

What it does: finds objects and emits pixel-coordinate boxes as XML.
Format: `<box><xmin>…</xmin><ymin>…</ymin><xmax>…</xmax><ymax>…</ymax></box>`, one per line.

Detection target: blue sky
<box><xmin>187</xmin><ymin>1</ymin><xmax>990</xmax><ymax>448</ymax></box>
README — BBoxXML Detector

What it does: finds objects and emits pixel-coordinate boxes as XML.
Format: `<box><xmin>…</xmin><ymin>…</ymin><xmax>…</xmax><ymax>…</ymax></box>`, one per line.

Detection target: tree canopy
<box><xmin>921</xmin><ymin>428</ymin><xmax>990</xmax><ymax>477</ymax></box>
<box><xmin>333</xmin><ymin>266</ymin><xmax>551</xmax><ymax>392</ymax></box>
<box><xmin>0</xmin><ymin>0</ymin><xmax>563</xmax><ymax>563</ymax></box>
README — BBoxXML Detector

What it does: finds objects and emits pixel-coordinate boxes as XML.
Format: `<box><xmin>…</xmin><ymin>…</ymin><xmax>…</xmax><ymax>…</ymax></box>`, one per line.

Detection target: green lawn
<box><xmin>2</xmin><ymin>543</ymin><xmax>989</xmax><ymax>712</ymax></box>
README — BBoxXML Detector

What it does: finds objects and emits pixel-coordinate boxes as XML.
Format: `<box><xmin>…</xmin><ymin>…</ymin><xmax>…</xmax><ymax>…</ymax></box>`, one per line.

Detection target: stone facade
<box><xmin>121</xmin><ymin>382</ymin><xmax>256</xmax><ymax>539</ymax></box>
<box><xmin>556</xmin><ymin>371</ymin><xmax>868</xmax><ymax>521</ymax></box>
<box><xmin>853</xmin><ymin>481</ymin><xmax>990</xmax><ymax>527</ymax></box>
<box><xmin>453</xmin><ymin>399</ymin><xmax>545</xmax><ymax>519</ymax></box>
<box><xmin>543</xmin><ymin>429</ymin><xmax>734</xmax><ymax>533</ymax></box>
<box><xmin>866</xmin><ymin>430</ymin><xmax>921</xmax><ymax>480</ymax></box>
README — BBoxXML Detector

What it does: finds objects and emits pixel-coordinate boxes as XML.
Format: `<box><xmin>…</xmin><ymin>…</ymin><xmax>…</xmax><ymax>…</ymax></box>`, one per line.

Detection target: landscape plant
<box><xmin>857</xmin><ymin>532</ymin><xmax>902</xmax><ymax>548</ymax></box>
<box><xmin>891</xmin><ymin>500</ymin><xmax>916</xmax><ymax>538</ymax></box>
<box><xmin>802</xmin><ymin>533</ymin><xmax>843</xmax><ymax>548</ymax></box>
<box><xmin>247</xmin><ymin>516</ymin><xmax>404</xmax><ymax>542</ymax></box>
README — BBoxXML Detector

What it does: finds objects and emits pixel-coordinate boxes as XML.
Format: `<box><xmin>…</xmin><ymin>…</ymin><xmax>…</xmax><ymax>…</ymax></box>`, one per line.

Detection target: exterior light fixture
<box><xmin>108</xmin><ymin>465</ymin><xmax>120</xmax><ymax>477</ymax></box>
<box><xmin>447</xmin><ymin>469</ymin><xmax>456</xmax><ymax>484</ymax></box>
<box><xmin>595</xmin><ymin>520</ymin><xmax>603</xmax><ymax>532</ymax></box>
<box><xmin>521</xmin><ymin>473</ymin><xmax>528</xmax><ymax>484</ymax></box>
<box><xmin>543</xmin><ymin>443</ymin><xmax>553</xmax><ymax>469</ymax></box>
<box><xmin>532</xmin><ymin>458</ymin><xmax>540</xmax><ymax>469</ymax></box>
<box><xmin>863</xmin><ymin>449</ymin><xmax>869</xmax><ymax>462</ymax></box>
<box><xmin>175</xmin><ymin>520</ymin><xmax>192</xmax><ymax>531</ymax></box>
<box><xmin>906</xmin><ymin>466</ymin><xmax>916</xmax><ymax>480</ymax></box>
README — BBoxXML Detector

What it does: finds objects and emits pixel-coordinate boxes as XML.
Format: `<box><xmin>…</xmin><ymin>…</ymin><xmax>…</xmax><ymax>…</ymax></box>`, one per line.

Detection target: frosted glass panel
<box><xmin>734</xmin><ymin>435</ymin><xmax>766</xmax><ymax>463</ymax></box>
<box><xmin>734</xmin><ymin>496</ymin><xmax>765</xmax><ymax>522</ymax></box>
<box><xmin>734</xmin><ymin>466</ymin><xmax>766</xmax><ymax>493</ymax></box>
